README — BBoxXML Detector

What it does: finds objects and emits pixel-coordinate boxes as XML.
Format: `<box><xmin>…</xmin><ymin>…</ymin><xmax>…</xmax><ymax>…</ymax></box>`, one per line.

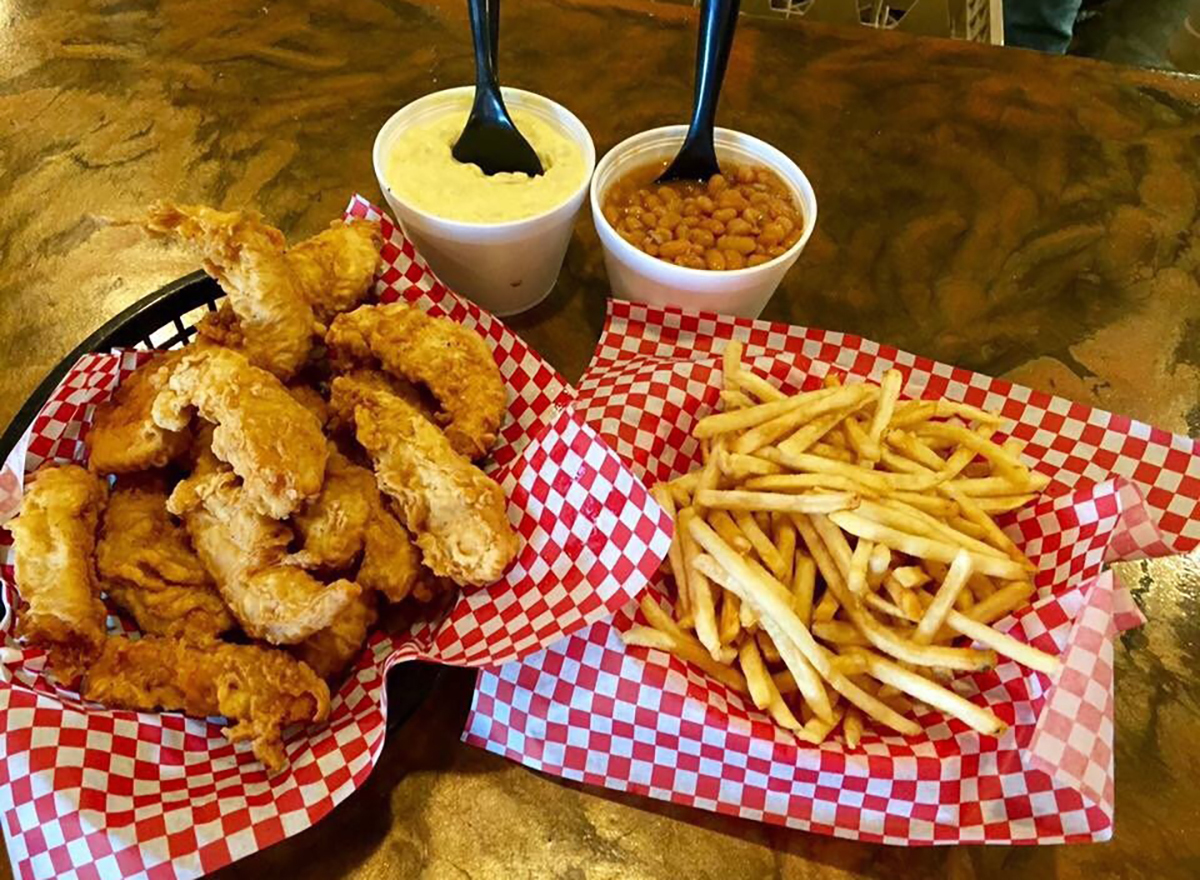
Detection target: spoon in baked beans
<box><xmin>452</xmin><ymin>0</ymin><xmax>545</xmax><ymax>177</ymax></box>
<box><xmin>657</xmin><ymin>0</ymin><xmax>742</xmax><ymax>183</ymax></box>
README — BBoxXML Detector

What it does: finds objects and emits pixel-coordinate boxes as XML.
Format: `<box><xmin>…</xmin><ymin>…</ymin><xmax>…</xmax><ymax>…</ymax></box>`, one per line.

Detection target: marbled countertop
<box><xmin>2</xmin><ymin>0</ymin><xmax>1200</xmax><ymax>877</ymax></box>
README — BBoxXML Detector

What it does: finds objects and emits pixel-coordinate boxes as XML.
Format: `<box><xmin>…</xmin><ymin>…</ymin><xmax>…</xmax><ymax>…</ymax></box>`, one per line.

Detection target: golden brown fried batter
<box><xmin>327</xmin><ymin>303</ymin><xmax>507</xmax><ymax>459</ymax></box>
<box><xmin>331</xmin><ymin>375</ymin><xmax>518</xmax><ymax>586</ymax></box>
<box><xmin>83</xmin><ymin>635</ymin><xmax>330</xmax><ymax>772</ymax></box>
<box><xmin>288</xmin><ymin>449</ymin><xmax>375</xmax><ymax>571</ymax></box>
<box><xmin>145</xmin><ymin>203</ymin><xmax>318</xmax><ymax>380</ymax></box>
<box><xmin>173</xmin><ymin>470</ymin><xmax>361</xmax><ymax>645</ymax></box>
<box><xmin>97</xmin><ymin>486</ymin><xmax>233</xmax><ymax>643</ymax></box>
<box><xmin>286</xmin><ymin>385</ymin><xmax>330</xmax><ymax>428</ymax></box>
<box><xmin>7</xmin><ymin>465</ymin><xmax>109</xmax><ymax>680</ymax></box>
<box><xmin>87</xmin><ymin>351</ymin><xmax>190</xmax><ymax>475</ymax></box>
<box><xmin>357</xmin><ymin>492</ymin><xmax>423</xmax><ymax>603</ymax></box>
<box><xmin>292</xmin><ymin>591</ymin><xmax>378</xmax><ymax>680</ymax></box>
<box><xmin>287</xmin><ymin>219</ymin><xmax>382</xmax><ymax>323</ymax></box>
<box><xmin>152</xmin><ymin>347</ymin><xmax>328</xmax><ymax>519</ymax></box>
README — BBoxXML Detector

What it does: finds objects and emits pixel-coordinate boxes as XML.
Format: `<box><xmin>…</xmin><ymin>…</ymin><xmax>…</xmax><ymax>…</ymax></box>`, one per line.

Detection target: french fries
<box><xmin>621</xmin><ymin>343</ymin><xmax>1059</xmax><ymax>748</ymax></box>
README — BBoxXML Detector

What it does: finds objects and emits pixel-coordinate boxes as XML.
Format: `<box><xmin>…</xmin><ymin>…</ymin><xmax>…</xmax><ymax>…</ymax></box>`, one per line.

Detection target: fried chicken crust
<box><xmin>287</xmin><ymin>219</ymin><xmax>382</xmax><ymax>323</ymax></box>
<box><xmin>7</xmin><ymin>465</ymin><xmax>110</xmax><ymax>680</ymax></box>
<box><xmin>83</xmin><ymin>635</ymin><xmax>330</xmax><ymax>772</ymax></box>
<box><xmin>327</xmin><ymin>303</ymin><xmax>507</xmax><ymax>459</ymax></box>
<box><xmin>330</xmin><ymin>375</ymin><xmax>518</xmax><ymax>586</ymax></box>
<box><xmin>172</xmin><ymin>470</ymin><xmax>361</xmax><ymax>645</ymax></box>
<box><xmin>152</xmin><ymin>347</ymin><xmax>328</xmax><ymax>519</ymax></box>
<box><xmin>292</xmin><ymin>591</ymin><xmax>378</xmax><ymax>680</ymax></box>
<box><xmin>288</xmin><ymin>448</ymin><xmax>375</xmax><ymax>571</ymax></box>
<box><xmin>86</xmin><ymin>351</ymin><xmax>190</xmax><ymax>474</ymax></box>
<box><xmin>97</xmin><ymin>486</ymin><xmax>233</xmax><ymax>643</ymax></box>
<box><xmin>145</xmin><ymin>203</ymin><xmax>318</xmax><ymax>380</ymax></box>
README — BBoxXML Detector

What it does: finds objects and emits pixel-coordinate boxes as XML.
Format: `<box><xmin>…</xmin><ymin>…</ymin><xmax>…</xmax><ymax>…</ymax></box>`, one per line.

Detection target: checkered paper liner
<box><xmin>463</xmin><ymin>299</ymin><xmax>1199</xmax><ymax>845</ymax></box>
<box><xmin>0</xmin><ymin>200</ymin><xmax>672</xmax><ymax>880</ymax></box>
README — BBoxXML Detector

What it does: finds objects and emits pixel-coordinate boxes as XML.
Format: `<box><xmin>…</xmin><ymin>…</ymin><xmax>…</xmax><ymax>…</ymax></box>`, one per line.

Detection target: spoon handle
<box><xmin>488</xmin><ymin>0</ymin><xmax>499</xmax><ymax>74</ymax></box>
<box><xmin>685</xmin><ymin>0</ymin><xmax>741</xmax><ymax>160</ymax></box>
<box><xmin>465</xmin><ymin>0</ymin><xmax>499</xmax><ymax>96</ymax></box>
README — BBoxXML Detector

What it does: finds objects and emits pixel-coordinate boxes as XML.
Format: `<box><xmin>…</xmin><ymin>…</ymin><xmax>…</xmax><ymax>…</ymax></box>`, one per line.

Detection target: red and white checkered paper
<box><xmin>464</xmin><ymin>299</ymin><xmax>1199</xmax><ymax>845</ymax></box>
<box><xmin>0</xmin><ymin>199</ymin><xmax>672</xmax><ymax>880</ymax></box>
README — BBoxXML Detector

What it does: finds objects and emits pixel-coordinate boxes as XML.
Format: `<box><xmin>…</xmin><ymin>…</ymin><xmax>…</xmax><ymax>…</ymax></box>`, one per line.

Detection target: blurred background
<box><xmin>658</xmin><ymin>0</ymin><xmax>1200</xmax><ymax>70</ymax></box>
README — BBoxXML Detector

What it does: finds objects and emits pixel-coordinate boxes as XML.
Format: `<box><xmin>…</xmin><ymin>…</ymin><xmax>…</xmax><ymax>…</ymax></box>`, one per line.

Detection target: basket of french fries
<box><xmin>465</xmin><ymin>299</ymin><xmax>1191</xmax><ymax>845</ymax></box>
<box><xmin>0</xmin><ymin>198</ymin><xmax>672</xmax><ymax>880</ymax></box>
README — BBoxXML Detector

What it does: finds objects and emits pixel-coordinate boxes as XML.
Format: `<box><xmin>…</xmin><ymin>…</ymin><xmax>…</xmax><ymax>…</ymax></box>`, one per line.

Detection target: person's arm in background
<box><xmin>1005</xmin><ymin>0</ymin><xmax>1084</xmax><ymax>53</ymax></box>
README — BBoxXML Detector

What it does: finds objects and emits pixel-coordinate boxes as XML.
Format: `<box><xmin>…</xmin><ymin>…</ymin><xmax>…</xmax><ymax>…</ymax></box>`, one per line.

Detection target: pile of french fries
<box><xmin>623</xmin><ymin>341</ymin><xmax>1062</xmax><ymax>746</ymax></box>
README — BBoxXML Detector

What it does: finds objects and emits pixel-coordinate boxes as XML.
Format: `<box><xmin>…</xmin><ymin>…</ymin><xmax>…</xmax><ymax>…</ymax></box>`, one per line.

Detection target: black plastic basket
<box><xmin>1</xmin><ymin>271</ymin><xmax>440</xmax><ymax>729</ymax></box>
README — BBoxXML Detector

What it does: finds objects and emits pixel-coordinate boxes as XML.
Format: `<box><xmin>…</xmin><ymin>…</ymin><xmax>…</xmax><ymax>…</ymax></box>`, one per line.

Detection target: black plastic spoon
<box><xmin>657</xmin><ymin>0</ymin><xmax>742</xmax><ymax>183</ymax></box>
<box><xmin>452</xmin><ymin>0</ymin><xmax>544</xmax><ymax>177</ymax></box>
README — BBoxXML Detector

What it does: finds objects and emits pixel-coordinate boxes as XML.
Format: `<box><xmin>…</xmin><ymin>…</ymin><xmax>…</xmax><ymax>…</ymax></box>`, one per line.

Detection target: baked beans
<box><xmin>601</xmin><ymin>161</ymin><xmax>803</xmax><ymax>270</ymax></box>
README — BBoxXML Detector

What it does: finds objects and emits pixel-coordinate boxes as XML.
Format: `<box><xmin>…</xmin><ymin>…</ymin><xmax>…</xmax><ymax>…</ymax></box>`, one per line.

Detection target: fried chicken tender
<box><xmin>145</xmin><ymin>203</ymin><xmax>318</xmax><ymax>380</ymax></box>
<box><xmin>292</xmin><ymin>591</ymin><xmax>378</xmax><ymax>680</ymax></box>
<box><xmin>152</xmin><ymin>347</ymin><xmax>328</xmax><ymax>519</ymax></box>
<box><xmin>327</xmin><ymin>303</ymin><xmax>507</xmax><ymax>459</ymax></box>
<box><xmin>96</xmin><ymin>486</ymin><xmax>233</xmax><ymax>643</ymax></box>
<box><xmin>357</xmin><ymin>492</ymin><xmax>423</xmax><ymax>603</ymax></box>
<box><xmin>83</xmin><ymin>635</ymin><xmax>330</xmax><ymax>772</ymax></box>
<box><xmin>288</xmin><ymin>448</ymin><xmax>375</xmax><ymax>571</ymax></box>
<box><xmin>287</xmin><ymin>385</ymin><xmax>330</xmax><ymax>428</ymax></box>
<box><xmin>287</xmin><ymin>219</ymin><xmax>382</xmax><ymax>323</ymax></box>
<box><xmin>6</xmin><ymin>465</ymin><xmax>109</xmax><ymax>680</ymax></box>
<box><xmin>86</xmin><ymin>351</ymin><xmax>190</xmax><ymax>474</ymax></box>
<box><xmin>331</xmin><ymin>375</ymin><xmax>518</xmax><ymax>586</ymax></box>
<box><xmin>172</xmin><ymin>468</ymin><xmax>361</xmax><ymax>645</ymax></box>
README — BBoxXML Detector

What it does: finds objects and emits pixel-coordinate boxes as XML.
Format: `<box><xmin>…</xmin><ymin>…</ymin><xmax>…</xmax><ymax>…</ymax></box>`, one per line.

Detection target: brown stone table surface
<box><xmin>3</xmin><ymin>0</ymin><xmax>1200</xmax><ymax>876</ymax></box>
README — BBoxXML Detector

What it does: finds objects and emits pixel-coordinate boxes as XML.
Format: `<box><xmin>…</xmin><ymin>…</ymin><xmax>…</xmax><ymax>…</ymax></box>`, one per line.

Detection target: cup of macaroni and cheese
<box><xmin>374</xmin><ymin>87</ymin><xmax>595</xmax><ymax>316</ymax></box>
<box><xmin>590</xmin><ymin>126</ymin><xmax>817</xmax><ymax>319</ymax></box>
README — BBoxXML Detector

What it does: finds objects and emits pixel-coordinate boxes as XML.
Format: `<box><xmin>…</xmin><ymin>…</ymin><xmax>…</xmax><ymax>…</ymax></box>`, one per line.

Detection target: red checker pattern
<box><xmin>465</xmin><ymin>299</ymin><xmax>1189</xmax><ymax>846</ymax></box>
<box><xmin>0</xmin><ymin>199</ymin><xmax>670</xmax><ymax>879</ymax></box>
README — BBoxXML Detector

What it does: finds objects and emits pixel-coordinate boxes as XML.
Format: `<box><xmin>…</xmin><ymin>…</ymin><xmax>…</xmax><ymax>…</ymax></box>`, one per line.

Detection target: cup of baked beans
<box><xmin>590</xmin><ymin>126</ymin><xmax>816</xmax><ymax>318</ymax></box>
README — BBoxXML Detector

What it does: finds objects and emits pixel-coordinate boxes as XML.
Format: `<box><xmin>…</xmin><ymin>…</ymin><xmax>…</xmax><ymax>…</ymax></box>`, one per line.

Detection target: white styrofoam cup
<box><xmin>590</xmin><ymin>126</ymin><xmax>817</xmax><ymax>319</ymax></box>
<box><xmin>373</xmin><ymin>87</ymin><xmax>595</xmax><ymax>316</ymax></box>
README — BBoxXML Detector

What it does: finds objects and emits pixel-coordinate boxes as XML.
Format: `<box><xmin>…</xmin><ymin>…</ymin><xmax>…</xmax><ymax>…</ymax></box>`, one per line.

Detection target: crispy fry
<box><xmin>792</xmin><ymin>552</ymin><xmax>816</xmax><ymax>626</ymax></box>
<box><xmin>622</xmin><ymin>623</ymin><xmax>745</xmax><ymax>691</ymax></box>
<box><xmin>945</xmin><ymin>474</ymin><xmax>1051</xmax><ymax>496</ymax></box>
<box><xmin>697</xmin><ymin>489</ymin><xmax>859</xmax><ymax>516</ymax></box>
<box><xmin>718</xmin><ymin>589</ymin><xmax>741</xmax><ymax>645</ymax></box>
<box><xmin>720</xmin><ymin>452</ymin><xmax>785</xmax><ymax>480</ymax></box>
<box><xmin>772</xmin><ymin>514</ymin><xmax>796</xmax><ymax>583</ymax></box>
<box><xmin>720</xmin><ymin>389</ymin><xmax>755</xmax><ymax>410</ymax></box>
<box><xmin>943</xmin><ymin>488</ymin><xmax>1035</xmax><ymax>569</ymax></box>
<box><xmin>843</xmin><ymin>706</ymin><xmax>864</xmax><ymax>748</ymax></box>
<box><xmin>847</xmin><ymin>538</ymin><xmax>872</xmax><ymax>595</ymax></box>
<box><xmin>694</xmin><ymin>392</ymin><xmax>825</xmax><ymax>439</ymax></box>
<box><xmin>812</xmin><ymin>621</ymin><xmax>871</xmax><ymax>646</ymax></box>
<box><xmin>828</xmin><ymin>511</ymin><xmax>1027</xmax><ymax>580</ymax></box>
<box><xmin>653</xmin><ymin>484</ymin><xmax>692</xmax><ymax>621</ymax></box>
<box><xmin>971</xmin><ymin>494</ymin><xmax>1038</xmax><ymax>513</ymax></box>
<box><xmin>847</xmin><ymin>648</ymin><xmax>1006</xmax><ymax>735</ymax></box>
<box><xmin>734</xmin><ymin>387</ymin><xmax>863</xmax><ymax>455</ymax></box>
<box><xmin>913</xmin><ymin>549</ymin><xmax>973</xmax><ymax>644</ymax></box>
<box><xmin>867</xmin><ymin>369</ymin><xmax>903</xmax><ymax>447</ymax></box>
<box><xmin>916</xmin><ymin>422</ymin><xmax>1028</xmax><ymax>481</ymax></box>
<box><xmin>710</xmin><ymin>509</ymin><xmax>752</xmax><ymax>554</ymax></box>
<box><xmin>723</xmin><ymin>339</ymin><xmax>744</xmax><ymax>388</ymax></box>
<box><xmin>733</xmin><ymin>510</ymin><xmax>788</xmax><ymax>581</ymax></box>
<box><xmin>946</xmin><ymin>611</ymin><xmax>1061</xmax><ymax>675</ymax></box>
<box><xmin>741</xmin><ymin>474</ymin><xmax>866</xmax><ymax>495</ymax></box>
<box><xmin>886</xmin><ymin>429</ymin><xmax>946</xmax><ymax>471</ymax></box>
<box><xmin>679</xmin><ymin>508</ymin><xmax>721</xmax><ymax>658</ymax></box>
<box><xmin>843</xmin><ymin>415</ymin><xmax>881</xmax><ymax>462</ymax></box>
<box><xmin>688</xmin><ymin>548</ymin><xmax>833</xmax><ymax>724</ymax></box>
<box><xmin>756</xmin><ymin>629</ymin><xmax>782</xmax><ymax>664</ymax></box>
<box><xmin>810</xmin><ymin>441</ymin><xmax>856</xmax><ymax>463</ymax></box>
<box><xmin>966</xmin><ymin>581</ymin><xmax>1036</xmax><ymax>624</ymax></box>
<box><xmin>733</xmin><ymin>370</ymin><xmax>787</xmax><ymax>403</ymax></box>
<box><xmin>889</xmin><ymin>400</ymin><xmax>937</xmax><ymax>428</ymax></box>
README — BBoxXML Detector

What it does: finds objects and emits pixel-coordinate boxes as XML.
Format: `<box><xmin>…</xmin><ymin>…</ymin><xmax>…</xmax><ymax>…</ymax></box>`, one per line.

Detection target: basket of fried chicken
<box><xmin>0</xmin><ymin>194</ymin><xmax>669</xmax><ymax>806</ymax></box>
